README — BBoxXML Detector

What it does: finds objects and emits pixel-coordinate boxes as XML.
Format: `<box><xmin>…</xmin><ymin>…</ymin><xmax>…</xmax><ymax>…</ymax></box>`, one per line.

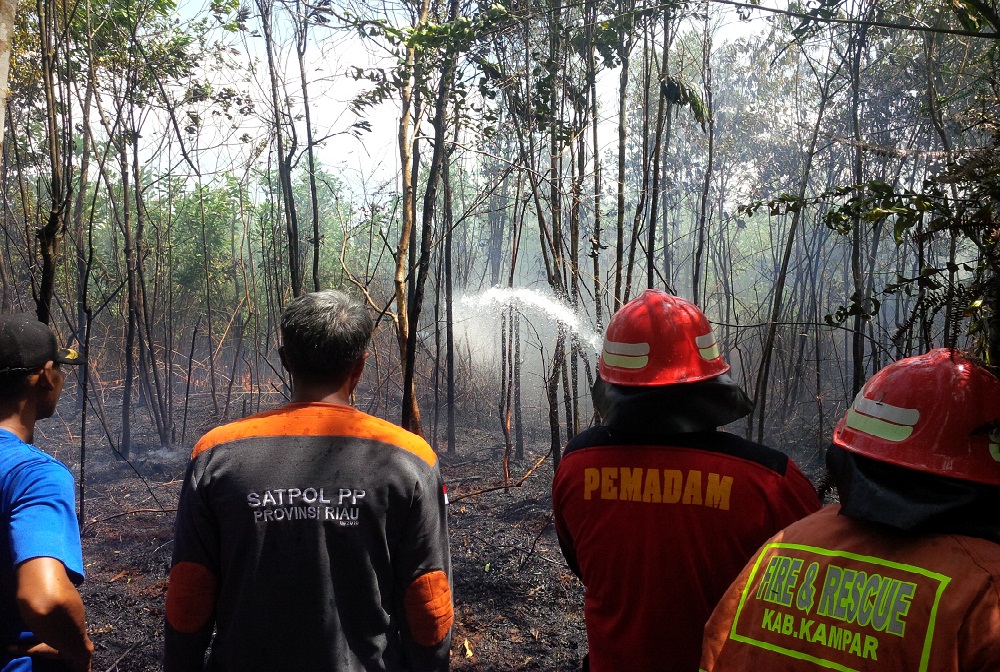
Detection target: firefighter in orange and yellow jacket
<box><xmin>701</xmin><ymin>348</ymin><xmax>1000</xmax><ymax>672</ymax></box>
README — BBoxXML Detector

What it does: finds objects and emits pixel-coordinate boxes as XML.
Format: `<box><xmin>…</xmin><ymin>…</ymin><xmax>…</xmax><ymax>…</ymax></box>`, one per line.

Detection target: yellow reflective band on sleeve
<box><xmin>990</xmin><ymin>433</ymin><xmax>1000</xmax><ymax>463</ymax></box>
<box><xmin>729</xmin><ymin>542</ymin><xmax>951</xmax><ymax>672</ymax></box>
<box><xmin>845</xmin><ymin>408</ymin><xmax>914</xmax><ymax>442</ymax></box>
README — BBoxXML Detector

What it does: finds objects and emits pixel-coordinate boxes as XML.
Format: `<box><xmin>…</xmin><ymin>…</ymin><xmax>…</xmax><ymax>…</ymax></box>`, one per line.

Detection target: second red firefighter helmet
<box><xmin>598</xmin><ymin>290</ymin><xmax>730</xmax><ymax>386</ymax></box>
<box><xmin>832</xmin><ymin>348</ymin><xmax>1000</xmax><ymax>486</ymax></box>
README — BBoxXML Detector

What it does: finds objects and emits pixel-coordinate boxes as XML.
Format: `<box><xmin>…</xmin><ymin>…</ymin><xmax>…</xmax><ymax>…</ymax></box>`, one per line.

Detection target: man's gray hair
<box><xmin>280</xmin><ymin>289</ymin><xmax>373</xmax><ymax>384</ymax></box>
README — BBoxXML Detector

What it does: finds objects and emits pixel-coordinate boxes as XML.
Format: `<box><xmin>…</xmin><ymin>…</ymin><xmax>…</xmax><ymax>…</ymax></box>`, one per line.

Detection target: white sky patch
<box><xmin>160</xmin><ymin>0</ymin><xmax>403</xmax><ymax>190</ymax></box>
<box><xmin>144</xmin><ymin>0</ymin><xmax>771</xmax><ymax>197</ymax></box>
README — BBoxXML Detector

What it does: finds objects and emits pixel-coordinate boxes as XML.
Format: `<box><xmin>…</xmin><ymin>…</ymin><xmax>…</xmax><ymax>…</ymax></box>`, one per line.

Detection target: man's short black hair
<box><xmin>0</xmin><ymin>370</ymin><xmax>33</xmax><ymax>403</ymax></box>
<box><xmin>280</xmin><ymin>289</ymin><xmax>373</xmax><ymax>387</ymax></box>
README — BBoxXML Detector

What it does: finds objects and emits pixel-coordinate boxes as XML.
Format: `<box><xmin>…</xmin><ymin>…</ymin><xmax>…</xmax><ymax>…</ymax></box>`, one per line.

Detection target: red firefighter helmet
<box><xmin>832</xmin><ymin>348</ymin><xmax>1000</xmax><ymax>486</ymax></box>
<box><xmin>598</xmin><ymin>290</ymin><xmax>729</xmax><ymax>386</ymax></box>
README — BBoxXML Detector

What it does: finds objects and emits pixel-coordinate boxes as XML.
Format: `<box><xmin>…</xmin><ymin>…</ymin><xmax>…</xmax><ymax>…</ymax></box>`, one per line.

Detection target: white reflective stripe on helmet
<box><xmin>845</xmin><ymin>408</ymin><xmax>915</xmax><ymax>442</ymax></box>
<box><xmin>852</xmin><ymin>393</ymin><xmax>920</xmax><ymax>426</ymax></box>
<box><xmin>602</xmin><ymin>341</ymin><xmax>650</xmax><ymax>369</ymax></box>
<box><xmin>845</xmin><ymin>391</ymin><xmax>920</xmax><ymax>443</ymax></box>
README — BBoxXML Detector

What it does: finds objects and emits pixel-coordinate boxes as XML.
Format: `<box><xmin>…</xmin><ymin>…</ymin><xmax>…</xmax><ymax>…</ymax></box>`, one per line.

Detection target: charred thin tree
<box><xmin>119</xmin><ymin>136</ymin><xmax>137</xmax><ymax>458</ymax></box>
<box><xmin>258</xmin><ymin>0</ymin><xmax>302</xmax><ymax>297</ymax></box>
<box><xmin>130</xmin><ymin>132</ymin><xmax>170</xmax><ymax>447</ymax></box>
<box><xmin>692</xmin><ymin>13</ymin><xmax>714</xmax><ymax>305</ymax></box>
<box><xmin>847</xmin><ymin>8</ymin><xmax>871</xmax><ymax>396</ymax></box>
<box><xmin>923</xmin><ymin>31</ymin><xmax>963</xmax><ymax>351</ymax></box>
<box><xmin>0</xmin><ymin>0</ymin><xmax>15</xmax><ymax>151</ymax></box>
<box><xmin>569</xmin><ymin>104</ymin><xmax>585</xmax><ymax>437</ymax></box>
<box><xmin>623</xmin><ymin>21</ymin><xmax>653</xmax><ymax>303</ymax></box>
<box><xmin>506</xmin><ymin>172</ymin><xmax>526</xmax><ymax>460</ymax></box>
<box><xmin>196</xmin><ymin>181</ymin><xmax>221</xmax><ymax>417</ymax></box>
<box><xmin>34</xmin><ymin>0</ymin><xmax>73</xmax><ymax>324</ymax></box>
<box><xmin>501</xmin><ymin>309</ymin><xmax>513</xmax><ymax>459</ymax></box>
<box><xmin>512</xmin><ymin>311</ymin><xmax>524</xmax><ymax>459</ymax></box>
<box><xmin>647</xmin><ymin>14</ymin><xmax>676</xmax><ymax>291</ymax></box>
<box><xmin>287</xmin><ymin>0</ymin><xmax>323</xmax><ymax>292</ymax></box>
<box><xmin>585</xmin><ymin>0</ymin><xmax>603</xmax><ymax>330</ymax></box>
<box><xmin>442</xmin><ymin>130</ymin><xmax>457</xmax><ymax>454</ymax></box>
<box><xmin>70</xmin><ymin>52</ymin><xmax>99</xmax><ymax>409</ymax></box>
<box><xmin>432</xmin><ymin>249</ymin><xmax>442</xmax><ymax>447</ymax></box>
<box><xmin>394</xmin><ymin>0</ymin><xmax>431</xmax><ymax>432</ymax></box>
<box><xmin>613</xmin><ymin>0</ymin><xmax>636</xmax><ymax>308</ymax></box>
<box><xmin>180</xmin><ymin>317</ymin><xmax>200</xmax><ymax>446</ymax></box>
<box><xmin>223</xmin><ymin>308</ymin><xmax>246</xmax><ymax>420</ymax></box>
<box><xmin>657</xmin><ymin>11</ymin><xmax>677</xmax><ymax>295</ymax></box>
<box><xmin>547</xmin><ymin>334</ymin><xmax>565</xmax><ymax>470</ymax></box>
<box><xmin>71</xmin><ymin>18</ymin><xmax>99</xmax><ymax>521</ymax></box>
<box><xmin>403</xmin><ymin>0</ymin><xmax>461</xmax><ymax>437</ymax></box>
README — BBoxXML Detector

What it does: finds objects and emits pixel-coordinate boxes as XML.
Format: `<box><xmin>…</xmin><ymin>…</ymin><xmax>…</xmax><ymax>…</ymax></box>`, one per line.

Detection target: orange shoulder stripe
<box><xmin>192</xmin><ymin>403</ymin><xmax>437</xmax><ymax>467</ymax></box>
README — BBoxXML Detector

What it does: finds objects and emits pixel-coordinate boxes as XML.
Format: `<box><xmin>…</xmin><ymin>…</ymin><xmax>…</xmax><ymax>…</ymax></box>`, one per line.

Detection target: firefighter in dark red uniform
<box><xmin>701</xmin><ymin>348</ymin><xmax>1000</xmax><ymax>672</ymax></box>
<box><xmin>552</xmin><ymin>290</ymin><xmax>821</xmax><ymax>672</ymax></box>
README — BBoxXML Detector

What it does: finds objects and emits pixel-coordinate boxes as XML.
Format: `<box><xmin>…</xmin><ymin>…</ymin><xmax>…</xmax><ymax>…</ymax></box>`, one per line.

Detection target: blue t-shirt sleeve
<box><xmin>8</xmin><ymin>460</ymin><xmax>84</xmax><ymax>584</ymax></box>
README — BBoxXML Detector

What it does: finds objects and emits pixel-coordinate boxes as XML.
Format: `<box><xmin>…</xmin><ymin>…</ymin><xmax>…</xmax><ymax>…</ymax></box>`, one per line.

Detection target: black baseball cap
<box><xmin>0</xmin><ymin>313</ymin><xmax>86</xmax><ymax>373</ymax></box>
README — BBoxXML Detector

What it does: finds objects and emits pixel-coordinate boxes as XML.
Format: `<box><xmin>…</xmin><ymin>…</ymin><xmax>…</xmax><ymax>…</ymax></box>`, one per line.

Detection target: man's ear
<box><xmin>353</xmin><ymin>353</ymin><xmax>367</xmax><ymax>379</ymax></box>
<box><xmin>347</xmin><ymin>354</ymin><xmax>367</xmax><ymax>391</ymax></box>
<box><xmin>36</xmin><ymin>362</ymin><xmax>58</xmax><ymax>391</ymax></box>
<box><xmin>344</xmin><ymin>354</ymin><xmax>367</xmax><ymax>406</ymax></box>
<box><xmin>278</xmin><ymin>346</ymin><xmax>289</xmax><ymax>372</ymax></box>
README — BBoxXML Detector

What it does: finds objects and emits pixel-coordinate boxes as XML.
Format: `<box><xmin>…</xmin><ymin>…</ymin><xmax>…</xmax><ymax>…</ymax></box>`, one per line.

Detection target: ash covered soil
<box><xmin>42</xmin><ymin>414</ymin><xmax>587</xmax><ymax>672</ymax></box>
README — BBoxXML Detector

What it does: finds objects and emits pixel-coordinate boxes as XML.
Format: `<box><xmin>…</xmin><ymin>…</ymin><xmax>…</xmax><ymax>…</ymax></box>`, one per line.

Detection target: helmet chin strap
<box><xmin>592</xmin><ymin>375</ymin><xmax>753</xmax><ymax>436</ymax></box>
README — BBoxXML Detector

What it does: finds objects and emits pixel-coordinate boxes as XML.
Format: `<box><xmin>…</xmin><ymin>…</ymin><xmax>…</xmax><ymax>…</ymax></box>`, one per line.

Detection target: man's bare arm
<box><xmin>16</xmin><ymin>556</ymin><xmax>93</xmax><ymax>672</ymax></box>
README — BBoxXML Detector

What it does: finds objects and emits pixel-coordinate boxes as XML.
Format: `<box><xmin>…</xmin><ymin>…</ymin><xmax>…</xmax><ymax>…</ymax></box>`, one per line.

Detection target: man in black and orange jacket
<box><xmin>552</xmin><ymin>290</ymin><xmax>820</xmax><ymax>672</ymax></box>
<box><xmin>164</xmin><ymin>290</ymin><xmax>452</xmax><ymax>672</ymax></box>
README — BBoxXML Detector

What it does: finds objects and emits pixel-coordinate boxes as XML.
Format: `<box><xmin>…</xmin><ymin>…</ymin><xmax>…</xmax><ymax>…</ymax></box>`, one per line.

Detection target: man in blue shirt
<box><xmin>0</xmin><ymin>314</ymin><xmax>91</xmax><ymax>672</ymax></box>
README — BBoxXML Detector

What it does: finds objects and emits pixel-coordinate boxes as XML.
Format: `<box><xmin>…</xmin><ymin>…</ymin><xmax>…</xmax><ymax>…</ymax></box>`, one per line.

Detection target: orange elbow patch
<box><xmin>404</xmin><ymin>570</ymin><xmax>453</xmax><ymax>647</ymax></box>
<box><xmin>166</xmin><ymin>562</ymin><xmax>218</xmax><ymax>634</ymax></box>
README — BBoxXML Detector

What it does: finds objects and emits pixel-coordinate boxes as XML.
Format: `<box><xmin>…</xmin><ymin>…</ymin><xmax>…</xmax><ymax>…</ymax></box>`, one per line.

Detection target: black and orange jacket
<box><xmin>164</xmin><ymin>402</ymin><xmax>452</xmax><ymax>672</ymax></box>
<box><xmin>553</xmin><ymin>424</ymin><xmax>820</xmax><ymax>672</ymax></box>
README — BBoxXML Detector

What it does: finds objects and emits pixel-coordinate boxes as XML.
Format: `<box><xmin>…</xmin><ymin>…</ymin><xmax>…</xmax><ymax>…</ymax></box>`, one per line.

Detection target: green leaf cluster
<box><xmin>824</xmin><ymin>292</ymin><xmax>881</xmax><ymax>325</ymax></box>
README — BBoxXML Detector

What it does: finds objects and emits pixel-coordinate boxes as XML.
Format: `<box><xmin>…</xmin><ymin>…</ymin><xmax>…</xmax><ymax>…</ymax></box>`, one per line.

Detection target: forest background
<box><xmin>0</xmin><ymin>0</ymin><xmax>997</xmax><ymax>480</ymax></box>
